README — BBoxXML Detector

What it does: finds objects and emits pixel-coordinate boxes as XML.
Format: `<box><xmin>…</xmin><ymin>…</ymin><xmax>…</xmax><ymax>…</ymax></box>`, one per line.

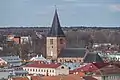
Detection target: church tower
<box><xmin>46</xmin><ymin>9</ymin><xmax>66</xmax><ymax>60</ymax></box>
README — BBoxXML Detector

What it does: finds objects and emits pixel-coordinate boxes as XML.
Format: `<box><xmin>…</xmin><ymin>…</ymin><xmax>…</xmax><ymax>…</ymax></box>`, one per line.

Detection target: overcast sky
<box><xmin>0</xmin><ymin>0</ymin><xmax>120</xmax><ymax>27</ymax></box>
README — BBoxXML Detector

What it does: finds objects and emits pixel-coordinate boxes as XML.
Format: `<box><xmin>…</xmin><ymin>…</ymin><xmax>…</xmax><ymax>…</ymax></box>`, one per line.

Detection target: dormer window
<box><xmin>50</xmin><ymin>39</ymin><xmax>53</xmax><ymax>44</ymax></box>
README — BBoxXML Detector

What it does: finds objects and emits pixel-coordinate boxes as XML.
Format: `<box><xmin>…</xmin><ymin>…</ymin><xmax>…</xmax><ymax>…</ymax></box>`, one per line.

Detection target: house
<box><xmin>0</xmin><ymin>56</ymin><xmax>22</xmax><ymax>67</ymax></box>
<box><xmin>0</xmin><ymin>67</ymin><xmax>28</xmax><ymax>78</ymax></box>
<box><xmin>71</xmin><ymin>62</ymin><xmax>108</xmax><ymax>75</ymax></box>
<box><xmin>7</xmin><ymin>35</ymin><xmax>31</xmax><ymax>44</ymax></box>
<box><xmin>13</xmin><ymin>36</ymin><xmax>21</xmax><ymax>44</ymax></box>
<box><xmin>0</xmin><ymin>71</ymin><xmax>10</xmax><ymax>79</ymax></box>
<box><xmin>93</xmin><ymin>64</ymin><xmax>120</xmax><ymax>80</ymax></box>
<box><xmin>23</xmin><ymin>61</ymin><xmax>69</xmax><ymax>76</ymax></box>
<box><xmin>20</xmin><ymin>36</ymin><xmax>31</xmax><ymax>44</ymax></box>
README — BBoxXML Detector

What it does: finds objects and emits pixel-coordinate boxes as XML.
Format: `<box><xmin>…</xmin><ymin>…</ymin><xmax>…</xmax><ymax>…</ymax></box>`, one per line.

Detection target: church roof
<box><xmin>84</xmin><ymin>52</ymin><xmax>104</xmax><ymax>63</ymax></box>
<box><xmin>47</xmin><ymin>9</ymin><xmax>65</xmax><ymax>37</ymax></box>
<box><xmin>58</xmin><ymin>48</ymin><xmax>86</xmax><ymax>58</ymax></box>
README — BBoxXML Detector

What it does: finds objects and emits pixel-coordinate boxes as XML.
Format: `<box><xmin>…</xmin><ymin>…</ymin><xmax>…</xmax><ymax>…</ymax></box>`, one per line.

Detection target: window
<box><xmin>41</xmin><ymin>70</ymin><xmax>43</xmax><ymax>72</ymax></box>
<box><xmin>50</xmin><ymin>39</ymin><xmax>53</xmax><ymax>44</ymax></box>
<box><xmin>69</xmin><ymin>67</ymin><xmax>71</xmax><ymax>69</ymax></box>
<box><xmin>33</xmin><ymin>69</ymin><xmax>34</xmax><ymax>72</ymax></box>
<box><xmin>59</xmin><ymin>59</ymin><xmax>62</xmax><ymax>62</ymax></box>
<box><xmin>61</xmin><ymin>66</ymin><xmax>64</xmax><ymax>69</ymax></box>
<box><xmin>60</xmin><ymin>39</ymin><xmax>64</xmax><ymax>44</ymax></box>
<box><xmin>52</xmin><ymin>70</ymin><xmax>54</xmax><ymax>73</ymax></box>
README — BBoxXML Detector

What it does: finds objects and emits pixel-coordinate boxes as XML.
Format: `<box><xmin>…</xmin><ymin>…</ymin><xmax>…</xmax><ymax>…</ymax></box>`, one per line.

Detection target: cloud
<box><xmin>109</xmin><ymin>4</ymin><xmax>120</xmax><ymax>12</ymax></box>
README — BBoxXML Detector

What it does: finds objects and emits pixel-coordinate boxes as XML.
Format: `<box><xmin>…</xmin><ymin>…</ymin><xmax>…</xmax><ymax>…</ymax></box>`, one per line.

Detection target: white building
<box><xmin>0</xmin><ymin>56</ymin><xmax>22</xmax><ymax>67</ymax></box>
<box><xmin>0</xmin><ymin>67</ymin><xmax>28</xmax><ymax>79</ymax></box>
<box><xmin>20</xmin><ymin>36</ymin><xmax>31</xmax><ymax>44</ymax></box>
<box><xmin>30</xmin><ymin>55</ymin><xmax>46</xmax><ymax>62</ymax></box>
<box><xmin>0</xmin><ymin>71</ymin><xmax>10</xmax><ymax>79</ymax></box>
<box><xmin>23</xmin><ymin>62</ymin><xmax>69</xmax><ymax>76</ymax></box>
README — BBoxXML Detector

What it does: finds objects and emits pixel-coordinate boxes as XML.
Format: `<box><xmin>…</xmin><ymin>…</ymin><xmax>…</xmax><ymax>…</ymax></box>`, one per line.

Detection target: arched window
<box><xmin>61</xmin><ymin>66</ymin><xmax>64</xmax><ymax>69</ymax></box>
<box><xmin>50</xmin><ymin>39</ymin><xmax>53</xmax><ymax>44</ymax></box>
<box><xmin>59</xmin><ymin>59</ymin><xmax>62</xmax><ymax>62</ymax></box>
<box><xmin>60</xmin><ymin>39</ymin><xmax>64</xmax><ymax>44</ymax></box>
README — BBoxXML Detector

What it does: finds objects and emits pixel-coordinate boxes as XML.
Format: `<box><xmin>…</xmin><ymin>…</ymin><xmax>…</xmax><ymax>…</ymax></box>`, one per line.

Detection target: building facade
<box><xmin>23</xmin><ymin>62</ymin><xmax>69</xmax><ymax>76</ymax></box>
<box><xmin>46</xmin><ymin>9</ymin><xmax>66</xmax><ymax>60</ymax></box>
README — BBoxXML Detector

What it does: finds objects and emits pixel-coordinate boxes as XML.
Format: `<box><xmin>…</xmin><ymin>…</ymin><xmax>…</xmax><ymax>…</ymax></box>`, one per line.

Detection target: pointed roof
<box><xmin>84</xmin><ymin>52</ymin><xmax>104</xmax><ymax>63</ymax></box>
<box><xmin>47</xmin><ymin>9</ymin><xmax>65</xmax><ymax>37</ymax></box>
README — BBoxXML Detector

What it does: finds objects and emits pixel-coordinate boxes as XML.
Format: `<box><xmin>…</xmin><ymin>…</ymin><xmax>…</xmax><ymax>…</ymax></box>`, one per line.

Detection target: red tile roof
<box><xmin>31</xmin><ymin>76</ymin><xmax>41</xmax><ymax>80</ymax></box>
<box><xmin>95</xmin><ymin>64</ymin><xmax>120</xmax><ymax>75</ymax></box>
<box><xmin>83</xmin><ymin>76</ymin><xmax>97</xmax><ymax>80</ymax></box>
<box><xmin>25</xmin><ymin>62</ymin><xmax>61</xmax><ymax>68</ymax></box>
<box><xmin>73</xmin><ymin>63</ymin><xmax>108</xmax><ymax>72</ymax></box>
<box><xmin>41</xmin><ymin>74</ymin><xmax>83</xmax><ymax>80</ymax></box>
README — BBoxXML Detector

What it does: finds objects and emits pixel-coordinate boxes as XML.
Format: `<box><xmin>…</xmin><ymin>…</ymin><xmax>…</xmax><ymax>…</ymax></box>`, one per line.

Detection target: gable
<box><xmin>57</xmin><ymin>65</ymin><xmax>68</xmax><ymax>70</ymax></box>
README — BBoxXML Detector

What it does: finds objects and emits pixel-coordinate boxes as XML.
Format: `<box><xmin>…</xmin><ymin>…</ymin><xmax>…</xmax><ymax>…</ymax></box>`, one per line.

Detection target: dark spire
<box><xmin>47</xmin><ymin>9</ymin><xmax>65</xmax><ymax>37</ymax></box>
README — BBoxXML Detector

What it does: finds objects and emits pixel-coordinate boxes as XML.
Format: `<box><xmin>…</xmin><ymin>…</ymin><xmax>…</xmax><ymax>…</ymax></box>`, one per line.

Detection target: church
<box><xmin>46</xmin><ymin>9</ymin><xmax>86</xmax><ymax>63</ymax></box>
<box><xmin>46</xmin><ymin>9</ymin><xmax>103</xmax><ymax>63</ymax></box>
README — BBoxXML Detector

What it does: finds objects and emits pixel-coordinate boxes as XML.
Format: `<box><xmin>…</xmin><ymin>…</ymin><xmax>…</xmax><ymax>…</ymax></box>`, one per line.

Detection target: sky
<box><xmin>0</xmin><ymin>0</ymin><xmax>120</xmax><ymax>27</ymax></box>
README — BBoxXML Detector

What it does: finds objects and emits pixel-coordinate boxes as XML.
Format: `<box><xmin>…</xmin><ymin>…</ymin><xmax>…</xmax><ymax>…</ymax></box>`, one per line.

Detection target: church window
<box><xmin>50</xmin><ymin>39</ymin><xmax>53</xmax><ymax>44</ymax></box>
<box><xmin>51</xmin><ymin>46</ymin><xmax>53</xmax><ymax>48</ymax></box>
<box><xmin>60</xmin><ymin>39</ymin><xmax>64</xmax><ymax>44</ymax></box>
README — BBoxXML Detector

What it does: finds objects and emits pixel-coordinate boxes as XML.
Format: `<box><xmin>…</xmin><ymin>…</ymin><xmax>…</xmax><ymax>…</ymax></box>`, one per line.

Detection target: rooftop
<box><xmin>47</xmin><ymin>9</ymin><xmax>65</xmax><ymax>37</ymax></box>
<box><xmin>24</xmin><ymin>62</ymin><xmax>61</xmax><ymax>68</ymax></box>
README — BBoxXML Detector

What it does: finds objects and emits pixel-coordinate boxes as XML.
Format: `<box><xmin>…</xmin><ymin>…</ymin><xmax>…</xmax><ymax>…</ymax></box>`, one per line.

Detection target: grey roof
<box><xmin>58</xmin><ymin>48</ymin><xmax>86</xmax><ymax>58</ymax></box>
<box><xmin>47</xmin><ymin>9</ymin><xmax>65</xmax><ymax>37</ymax></box>
<box><xmin>84</xmin><ymin>52</ymin><xmax>104</xmax><ymax>63</ymax></box>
